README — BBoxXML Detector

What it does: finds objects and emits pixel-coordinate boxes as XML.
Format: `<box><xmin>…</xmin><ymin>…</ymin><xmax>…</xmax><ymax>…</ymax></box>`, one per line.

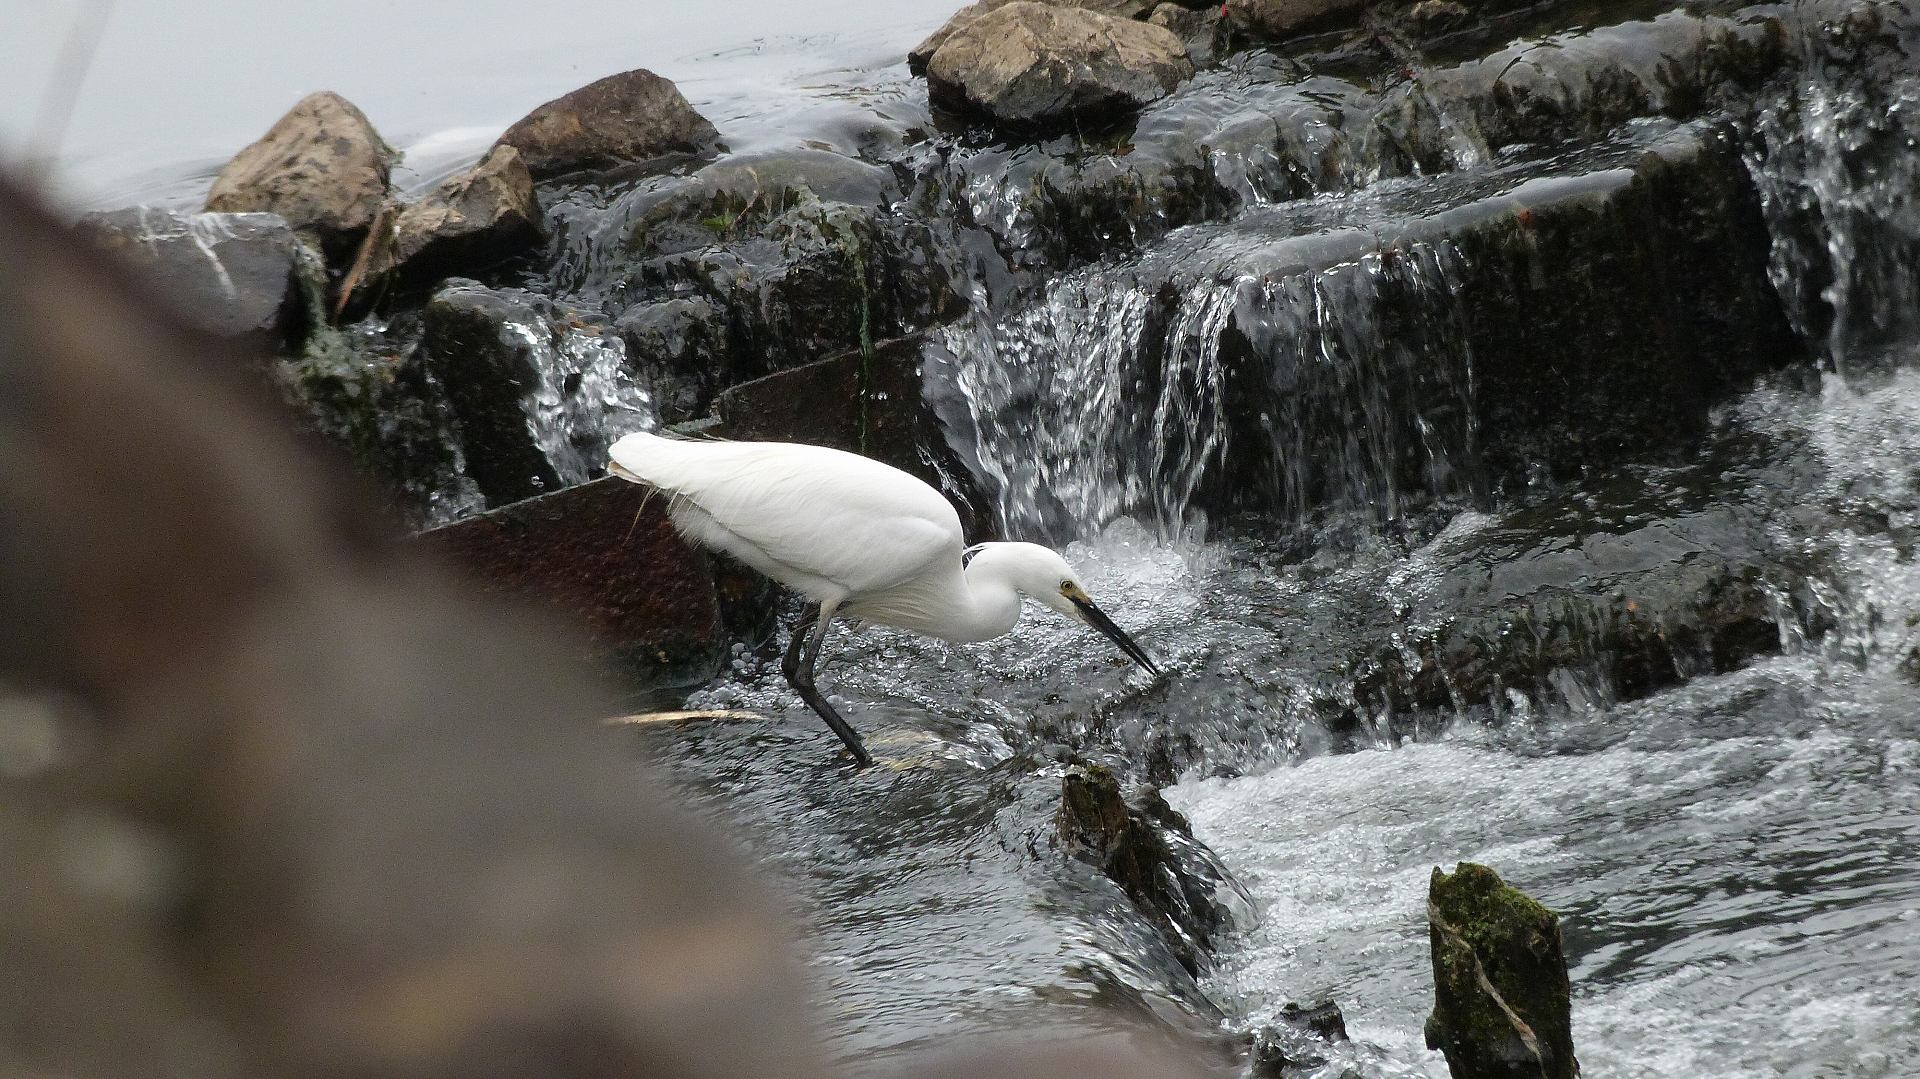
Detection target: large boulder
<box><xmin>370</xmin><ymin>144</ymin><xmax>543</xmax><ymax>289</ymax></box>
<box><xmin>1417</xmin><ymin>9</ymin><xmax>1787</xmax><ymax>154</ymax></box>
<box><xmin>1359</xmin><ymin>489</ymin><xmax>1788</xmax><ymax>716</ymax></box>
<box><xmin>274</xmin><ymin>320</ymin><xmax>479</xmax><ymax>529</ymax></box>
<box><xmin>909</xmin><ymin>0</ymin><xmax>1160</xmax><ymax>74</ymax></box>
<box><xmin>205</xmin><ymin>91</ymin><xmax>395</xmax><ymax>261</ymax></box>
<box><xmin>549</xmin><ymin>148</ymin><xmax>967</xmax><ymax>411</ymax></box>
<box><xmin>80</xmin><ymin>208</ymin><xmax>316</xmax><ymax>350</ymax></box>
<box><xmin>496</xmin><ymin>69</ymin><xmax>720</xmax><ymax>178</ymax></box>
<box><xmin>926</xmin><ymin>3</ymin><xmax>1195</xmax><ymax>130</ymax></box>
<box><xmin>1425</xmin><ymin>864</ymin><xmax>1578</xmax><ymax>1079</ymax></box>
<box><xmin>420</xmin><ymin>282</ymin><xmax>655</xmax><ymax>507</ymax></box>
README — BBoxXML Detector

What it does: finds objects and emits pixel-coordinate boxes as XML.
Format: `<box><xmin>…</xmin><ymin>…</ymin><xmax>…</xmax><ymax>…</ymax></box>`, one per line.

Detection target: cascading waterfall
<box><xmin>504</xmin><ymin>318</ymin><xmax>659</xmax><ymax>486</ymax></box>
<box><xmin>943</xmin><ymin>272</ymin><xmax>1236</xmax><ymax>539</ymax></box>
<box><xmin>1743</xmin><ymin>3</ymin><xmax>1920</xmax><ymax>372</ymax></box>
<box><xmin>1229</xmin><ymin>240</ymin><xmax>1476</xmax><ymax>528</ymax></box>
<box><xmin>1736</xmin><ymin>0</ymin><xmax>1920</xmax><ymax>662</ymax></box>
<box><xmin>943</xmin><ymin>236</ymin><xmax>1477</xmax><ymax>540</ymax></box>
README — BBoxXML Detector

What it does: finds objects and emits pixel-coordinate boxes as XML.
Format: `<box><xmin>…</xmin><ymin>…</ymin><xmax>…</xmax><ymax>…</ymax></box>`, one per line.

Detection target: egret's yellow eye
<box><xmin>1060</xmin><ymin>579</ymin><xmax>1074</xmax><ymax>593</ymax></box>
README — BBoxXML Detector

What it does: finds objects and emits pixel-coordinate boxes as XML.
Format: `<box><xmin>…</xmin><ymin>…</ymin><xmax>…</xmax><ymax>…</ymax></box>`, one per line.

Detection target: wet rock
<box><xmin>613</xmin><ymin>297</ymin><xmax>728</xmax><ymax>424</ymax></box>
<box><xmin>80</xmin><ymin>208</ymin><xmax>315</xmax><ymax>350</ymax></box>
<box><xmin>421</xmin><ymin>476</ymin><xmax>727</xmax><ymax>686</ymax></box>
<box><xmin>1424</xmin><ymin>863</ymin><xmax>1577</xmax><ymax>1079</ymax></box>
<box><xmin>551</xmin><ymin>148</ymin><xmax>966</xmax><ymax>394</ymax></box>
<box><xmin>419</xmin><ymin>284</ymin><xmax>566</xmax><ymax>505</ymax></box>
<box><xmin>1349</xmin><ymin>439</ymin><xmax>1792</xmax><ymax>718</ymax></box>
<box><xmin>370</xmin><ymin>144</ymin><xmax>542</xmax><ymax>289</ymax></box>
<box><xmin>909</xmin><ymin>0</ymin><xmax>1160</xmax><ymax>74</ymax></box>
<box><xmin>714</xmin><ymin>335</ymin><xmax>993</xmax><ymax>539</ymax></box>
<box><xmin>273</xmin><ymin>319</ymin><xmax>479</xmax><ymax>528</ymax></box>
<box><xmin>1056</xmin><ymin>764</ymin><xmax>1237</xmax><ymax>978</ymax></box>
<box><xmin>618</xmin><ymin>149</ymin><xmax>902</xmax><ymax>260</ymax></box>
<box><xmin>1149</xmin><ymin>3</ymin><xmax>1225</xmax><ymax>60</ymax></box>
<box><xmin>204</xmin><ymin>91</ymin><xmax>395</xmax><ymax>261</ymax></box>
<box><xmin>1247</xmin><ymin>1001</ymin><xmax>1348</xmax><ymax>1076</ymax></box>
<box><xmin>1221</xmin><ymin>0</ymin><xmax>1364</xmax><ymax>40</ymax></box>
<box><xmin>1452</xmin><ymin>123</ymin><xmax>1801</xmax><ymax>489</ymax></box>
<box><xmin>1420</xmin><ymin>9</ymin><xmax>1788</xmax><ymax>154</ymax></box>
<box><xmin>926</xmin><ymin>3</ymin><xmax>1195</xmax><ymax>131</ymax></box>
<box><xmin>497</xmin><ymin>69</ymin><xmax>720</xmax><ymax>179</ymax></box>
<box><xmin>912</xmin><ymin>60</ymin><xmax>1363</xmax><ymax>276</ymax></box>
<box><xmin>1404</xmin><ymin>0</ymin><xmax>1470</xmax><ymax>37</ymax></box>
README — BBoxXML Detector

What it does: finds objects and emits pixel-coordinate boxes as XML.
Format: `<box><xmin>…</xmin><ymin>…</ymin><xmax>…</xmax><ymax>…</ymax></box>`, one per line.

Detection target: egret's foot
<box><xmin>798</xmin><ymin>689</ymin><xmax>872</xmax><ymax>768</ymax></box>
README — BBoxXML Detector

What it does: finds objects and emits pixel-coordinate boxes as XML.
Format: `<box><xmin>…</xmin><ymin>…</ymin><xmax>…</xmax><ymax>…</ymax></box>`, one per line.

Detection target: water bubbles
<box><xmin>504</xmin><ymin>319</ymin><xmax>658</xmax><ymax>484</ymax></box>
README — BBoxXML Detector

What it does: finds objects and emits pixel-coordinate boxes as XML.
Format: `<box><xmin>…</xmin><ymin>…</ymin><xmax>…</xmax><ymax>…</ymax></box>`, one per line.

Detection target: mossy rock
<box><xmin>1425</xmin><ymin>862</ymin><xmax>1577</xmax><ymax>1079</ymax></box>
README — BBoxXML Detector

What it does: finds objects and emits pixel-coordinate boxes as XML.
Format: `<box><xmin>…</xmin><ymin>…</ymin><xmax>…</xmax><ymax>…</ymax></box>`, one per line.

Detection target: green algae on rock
<box><xmin>1425</xmin><ymin>862</ymin><xmax>1578</xmax><ymax>1079</ymax></box>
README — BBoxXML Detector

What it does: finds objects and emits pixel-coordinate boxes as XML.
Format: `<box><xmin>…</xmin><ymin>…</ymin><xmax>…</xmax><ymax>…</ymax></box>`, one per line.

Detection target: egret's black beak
<box><xmin>1071</xmin><ymin>595</ymin><xmax>1161</xmax><ymax>676</ymax></box>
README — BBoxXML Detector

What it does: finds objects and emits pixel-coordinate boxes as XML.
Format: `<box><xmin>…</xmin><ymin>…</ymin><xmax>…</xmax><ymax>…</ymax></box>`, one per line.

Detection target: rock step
<box><xmin>939</xmin><ymin>118</ymin><xmax>1800</xmax><ymax>535</ymax></box>
<box><xmin>918</xmin><ymin>5</ymin><xmax>1788</xmax><ymax>277</ymax></box>
<box><xmin>419</xmin><ymin>476</ymin><xmax>727</xmax><ymax>689</ymax></box>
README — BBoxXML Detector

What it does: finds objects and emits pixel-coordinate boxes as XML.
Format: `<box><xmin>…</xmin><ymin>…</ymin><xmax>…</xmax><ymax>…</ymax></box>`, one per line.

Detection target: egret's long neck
<box><xmin>945</xmin><ymin>555</ymin><xmax>1026</xmax><ymax>643</ymax></box>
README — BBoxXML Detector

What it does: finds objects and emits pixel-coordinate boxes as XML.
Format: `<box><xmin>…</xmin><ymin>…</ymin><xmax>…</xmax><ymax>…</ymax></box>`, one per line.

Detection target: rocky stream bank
<box><xmin>66</xmin><ymin>0</ymin><xmax>1920</xmax><ymax>1072</ymax></box>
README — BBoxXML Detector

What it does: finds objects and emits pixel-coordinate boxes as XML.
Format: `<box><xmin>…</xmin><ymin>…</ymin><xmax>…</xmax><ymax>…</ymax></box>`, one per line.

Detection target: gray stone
<box><xmin>926</xmin><ymin>2</ymin><xmax>1194</xmax><ymax>130</ymax></box>
<box><xmin>557</xmin><ymin>147</ymin><xmax>965</xmax><ymax>399</ymax></box>
<box><xmin>204</xmin><ymin>91</ymin><xmax>395</xmax><ymax>261</ymax></box>
<box><xmin>1418</xmin><ymin>10</ymin><xmax>1788</xmax><ymax>154</ymax></box>
<box><xmin>81</xmin><ymin>208</ymin><xmax>313</xmax><ymax>349</ymax></box>
<box><xmin>496</xmin><ymin>69</ymin><xmax>720</xmax><ymax>178</ymax></box>
<box><xmin>1149</xmin><ymin>2</ymin><xmax>1224</xmax><ymax>60</ymax></box>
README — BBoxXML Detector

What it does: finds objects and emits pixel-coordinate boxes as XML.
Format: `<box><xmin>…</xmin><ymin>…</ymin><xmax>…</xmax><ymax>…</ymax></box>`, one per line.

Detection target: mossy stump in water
<box><xmin>1424</xmin><ymin>863</ymin><xmax>1577</xmax><ymax>1079</ymax></box>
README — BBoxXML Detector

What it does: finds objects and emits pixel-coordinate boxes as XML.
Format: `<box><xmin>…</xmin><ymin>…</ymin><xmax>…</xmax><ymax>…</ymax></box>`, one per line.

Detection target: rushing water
<box><xmin>16</xmin><ymin>0</ymin><xmax>1920</xmax><ymax>1073</ymax></box>
<box><xmin>642</xmin><ymin>2</ymin><xmax>1920</xmax><ymax>1072</ymax></box>
<box><xmin>1174</xmin><ymin>362</ymin><xmax>1920</xmax><ymax>1078</ymax></box>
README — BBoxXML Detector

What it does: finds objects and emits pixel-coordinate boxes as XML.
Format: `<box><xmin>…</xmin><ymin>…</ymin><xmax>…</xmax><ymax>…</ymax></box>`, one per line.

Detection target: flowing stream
<box><xmin>22</xmin><ymin>0</ymin><xmax>1920</xmax><ymax>1072</ymax></box>
<box><xmin>646</xmin><ymin>3</ymin><xmax>1920</xmax><ymax>1073</ymax></box>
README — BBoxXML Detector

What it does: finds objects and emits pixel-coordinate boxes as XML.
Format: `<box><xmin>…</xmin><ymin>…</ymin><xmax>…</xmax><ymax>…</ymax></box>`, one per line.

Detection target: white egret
<box><xmin>607</xmin><ymin>431</ymin><xmax>1160</xmax><ymax>767</ymax></box>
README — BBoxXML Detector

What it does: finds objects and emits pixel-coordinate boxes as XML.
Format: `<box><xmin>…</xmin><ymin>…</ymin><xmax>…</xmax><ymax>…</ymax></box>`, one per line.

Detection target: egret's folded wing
<box><xmin>608</xmin><ymin>434</ymin><xmax>965</xmax><ymax>596</ymax></box>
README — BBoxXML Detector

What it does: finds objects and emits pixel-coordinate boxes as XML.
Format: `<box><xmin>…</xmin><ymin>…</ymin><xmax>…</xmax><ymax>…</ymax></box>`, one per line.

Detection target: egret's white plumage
<box><xmin>607</xmin><ymin>431</ymin><xmax>1160</xmax><ymax>767</ymax></box>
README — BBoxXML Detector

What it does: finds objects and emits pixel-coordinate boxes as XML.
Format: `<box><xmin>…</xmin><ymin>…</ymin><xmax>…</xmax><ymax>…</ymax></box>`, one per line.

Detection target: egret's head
<box><xmin>972</xmin><ymin>542</ymin><xmax>1161</xmax><ymax>675</ymax></box>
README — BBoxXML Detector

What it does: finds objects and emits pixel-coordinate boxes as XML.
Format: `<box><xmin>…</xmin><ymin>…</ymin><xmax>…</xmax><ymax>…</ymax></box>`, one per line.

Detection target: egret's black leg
<box><xmin>781</xmin><ymin>603</ymin><xmax>871</xmax><ymax>768</ymax></box>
